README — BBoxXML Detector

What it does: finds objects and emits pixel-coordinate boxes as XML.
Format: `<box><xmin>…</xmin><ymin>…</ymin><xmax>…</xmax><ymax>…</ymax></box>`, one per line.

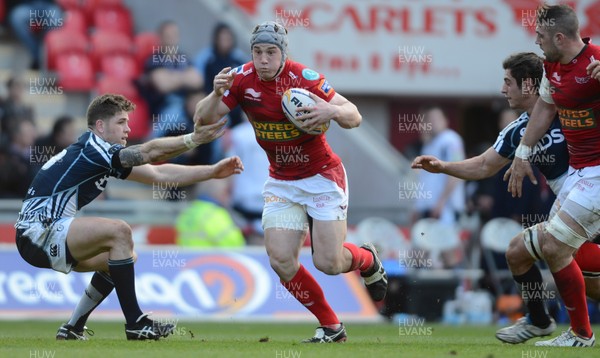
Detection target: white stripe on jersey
<box><xmin>88</xmin><ymin>133</ymin><xmax>112</xmax><ymax>165</ymax></box>
<box><xmin>492</xmin><ymin>112</ymin><xmax>528</xmax><ymax>152</ymax></box>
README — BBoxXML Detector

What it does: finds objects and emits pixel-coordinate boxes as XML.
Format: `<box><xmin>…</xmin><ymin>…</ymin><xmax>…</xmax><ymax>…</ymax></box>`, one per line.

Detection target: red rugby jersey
<box><xmin>544</xmin><ymin>40</ymin><xmax>600</xmax><ymax>169</ymax></box>
<box><xmin>221</xmin><ymin>60</ymin><xmax>341</xmax><ymax>180</ymax></box>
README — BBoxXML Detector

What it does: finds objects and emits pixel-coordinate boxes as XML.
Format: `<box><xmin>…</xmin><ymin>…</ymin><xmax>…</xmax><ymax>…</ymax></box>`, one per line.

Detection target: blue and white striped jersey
<box><xmin>492</xmin><ymin>112</ymin><xmax>568</xmax><ymax>180</ymax></box>
<box><xmin>17</xmin><ymin>131</ymin><xmax>132</xmax><ymax>222</ymax></box>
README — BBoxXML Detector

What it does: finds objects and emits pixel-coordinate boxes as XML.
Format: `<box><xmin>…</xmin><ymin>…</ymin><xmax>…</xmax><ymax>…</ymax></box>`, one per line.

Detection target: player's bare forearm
<box><xmin>119</xmin><ymin>137</ymin><xmax>193</xmax><ymax>167</ymax></box>
<box><xmin>193</xmin><ymin>92</ymin><xmax>228</xmax><ymax>125</ymax></box>
<box><xmin>119</xmin><ymin>121</ymin><xmax>226</xmax><ymax>167</ymax></box>
<box><xmin>194</xmin><ymin>67</ymin><xmax>235</xmax><ymax>124</ymax></box>
<box><xmin>332</xmin><ymin>101</ymin><xmax>362</xmax><ymax>129</ymax></box>
<box><xmin>520</xmin><ymin>99</ymin><xmax>556</xmax><ymax>146</ymax></box>
<box><xmin>325</xmin><ymin>93</ymin><xmax>361</xmax><ymax>129</ymax></box>
<box><xmin>150</xmin><ymin>164</ymin><xmax>218</xmax><ymax>185</ymax></box>
<box><xmin>129</xmin><ymin>157</ymin><xmax>243</xmax><ymax>185</ymax></box>
<box><xmin>443</xmin><ymin>149</ymin><xmax>510</xmax><ymax>180</ymax></box>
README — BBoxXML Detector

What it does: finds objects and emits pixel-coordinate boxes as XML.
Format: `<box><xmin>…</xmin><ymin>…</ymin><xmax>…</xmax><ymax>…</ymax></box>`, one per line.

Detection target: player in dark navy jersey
<box><xmin>506</xmin><ymin>4</ymin><xmax>600</xmax><ymax>347</ymax></box>
<box><xmin>15</xmin><ymin>94</ymin><xmax>243</xmax><ymax>340</ymax></box>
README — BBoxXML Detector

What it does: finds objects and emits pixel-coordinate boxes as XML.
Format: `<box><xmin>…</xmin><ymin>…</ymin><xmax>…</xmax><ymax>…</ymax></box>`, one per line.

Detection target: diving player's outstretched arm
<box><xmin>118</xmin><ymin>118</ymin><xmax>227</xmax><ymax>167</ymax></box>
<box><xmin>412</xmin><ymin>148</ymin><xmax>510</xmax><ymax>181</ymax></box>
<box><xmin>127</xmin><ymin>156</ymin><xmax>244</xmax><ymax>186</ymax></box>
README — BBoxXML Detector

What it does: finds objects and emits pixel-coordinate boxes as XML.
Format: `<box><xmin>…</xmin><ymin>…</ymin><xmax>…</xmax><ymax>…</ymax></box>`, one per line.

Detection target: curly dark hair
<box><xmin>502</xmin><ymin>52</ymin><xmax>544</xmax><ymax>92</ymax></box>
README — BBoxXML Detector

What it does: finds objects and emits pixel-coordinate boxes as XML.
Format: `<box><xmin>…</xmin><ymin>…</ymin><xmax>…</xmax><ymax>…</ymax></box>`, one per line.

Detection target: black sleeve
<box><xmin>109</xmin><ymin>146</ymin><xmax>133</xmax><ymax>180</ymax></box>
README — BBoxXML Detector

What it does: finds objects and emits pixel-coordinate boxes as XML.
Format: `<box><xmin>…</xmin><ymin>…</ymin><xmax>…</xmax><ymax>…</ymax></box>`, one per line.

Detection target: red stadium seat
<box><xmin>90</xmin><ymin>30</ymin><xmax>133</xmax><ymax>69</ymax></box>
<box><xmin>92</xmin><ymin>5</ymin><xmax>133</xmax><ymax>36</ymax></box>
<box><xmin>100</xmin><ymin>53</ymin><xmax>139</xmax><ymax>79</ymax></box>
<box><xmin>134</xmin><ymin>31</ymin><xmax>160</xmax><ymax>67</ymax></box>
<box><xmin>82</xmin><ymin>0</ymin><xmax>123</xmax><ymax>22</ymax></box>
<box><xmin>55</xmin><ymin>0</ymin><xmax>81</xmax><ymax>10</ymax></box>
<box><xmin>0</xmin><ymin>0</ymin><xmax>5</xmax><ymax>24</ymax></box>
<box><xmin>127</xmin><ymin>97</ymin><xmax>151</xmax><ymax>142</ymax></box>
<box><xmin>96</xmin><ymin>76</ymin><xmax>138</xmax><ymax>99</ymax></box>
<box><xmin>56</xmin><ymin>52</ymin><xmax>95</xmax><ymax>91</ymax></box>
<box><xmin>62</xmin><ymin>8</ymin><xmax>87</xmax><ymax>34</ymax></box>
<box><xmin>44</xmin><ymin>29</ymin><xmax>89</xmax><ymax>70</ymax></box>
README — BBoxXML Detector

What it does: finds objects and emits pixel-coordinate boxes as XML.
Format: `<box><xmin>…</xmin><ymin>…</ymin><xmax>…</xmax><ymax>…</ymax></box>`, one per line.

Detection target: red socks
<box><xmin>552</xmin><ymin>259</ymin><xmax>592</xmax><ymax>338</ymax></box>
<box><xmin>343</xmin><ymin>242</ymin><xmax>374</xmax><ymax>272</ymax></box>
<box><xmin>281</xmin><ymin>265</ymin><xmax>339</xmax><ymax>326</ymax></box>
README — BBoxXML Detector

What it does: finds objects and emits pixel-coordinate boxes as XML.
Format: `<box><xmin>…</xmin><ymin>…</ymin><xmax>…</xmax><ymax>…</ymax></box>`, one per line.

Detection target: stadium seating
<box><xmin>44</xmin><ymin>29</ymin><xmax>89</xmax><ymax>70</ymax></box>
<box><xmin>56</xmin><ymin>52</ymin><xmax>95</xmax><ymax>91</ymax></box>
<box><xmin>134</xmin><ymin>32</ymin><xmax>160</xmax><ymax>68</ymax></box>
<box><xmin>92</xmin><ymin>4</ymin><xmax>133</xmax><ymax>36</ymax></box>
<box><xmin>62</xmin><ymin>8</ymin><xmax>88</xmax><ymax>34</ymax></box>
<box><xmin>127</xmin><ymin>96</ymin><xmax>151</xmax><ymax>141</ymax></box>
<box><xmin>100</xmin><ymin>53</ymin><xmax>140</xmax><ymax>79</ymax></box>
<box><xmin>90</xmin><ymin>30</ymin><xmax>133</xmax><ymax>70</ymax></box>
<box><xmin>0</xmin><ymin>0</ymin><xmax>5</xmax><ymax>24</ymax></box>
<box><xmin>411</xmin><ymin>218</ymin><xmax>462</xmax><ymax>269</ymax></box>
<box><xmin>55</xmin><ymin>0</ymin><xmax>81</xmax><ymax>10</ymax></box>
<box><xmin>96</xmin><ymin>76</ymin><xmax>138</xmax><ymax>98</ymax></box>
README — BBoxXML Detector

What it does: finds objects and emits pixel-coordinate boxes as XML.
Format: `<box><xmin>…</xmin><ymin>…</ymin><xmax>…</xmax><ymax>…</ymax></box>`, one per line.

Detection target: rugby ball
<box><xmin>281</xmin><ymin>88</ymin><xmax>330</xmax><ymax>135</ymax></box>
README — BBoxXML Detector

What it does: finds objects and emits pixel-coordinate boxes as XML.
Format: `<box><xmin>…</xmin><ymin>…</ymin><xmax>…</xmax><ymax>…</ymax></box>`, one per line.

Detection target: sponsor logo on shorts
<box><xmin>558</xmin><ymin>108</ymin><xmax>596</xmax><ymax>130</ymax></box>
<box><xmin>264</xmin><ymin>195</ymin><xmax>287</xmax><ymax>204</ymax></box>
<box><xmin>313</xmin><ymin>194</ymin><xmax>331</xmax><ymax>202</ymax></box>
<box><xmin>49</xmin><ymin>243</ymin><xmax>59</xmax><ymax>257</ymax></box>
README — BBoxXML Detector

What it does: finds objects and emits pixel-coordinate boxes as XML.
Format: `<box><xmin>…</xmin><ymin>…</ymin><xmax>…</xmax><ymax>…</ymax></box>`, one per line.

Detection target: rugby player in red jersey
<box><xmin>193</xmin><ymin>21</ymin><xmax>387</xmax><ymax>343</ymax></box>
<box><xmin>506</xmin><ymin>3</ymin><xmax>600</xmax><ymax>347</ymax></box>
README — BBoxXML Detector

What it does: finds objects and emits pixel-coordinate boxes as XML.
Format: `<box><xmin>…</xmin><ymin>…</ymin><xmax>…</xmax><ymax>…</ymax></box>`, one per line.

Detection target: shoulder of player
<box><xmin>586</xmin><ymin>42</ymin><xmax>600</xmax><ymax>58</ymax></box>
<box><xmin>500</xmin><ymin>112</ymin><xmax>528</xmax><ymax>135</ymax></box>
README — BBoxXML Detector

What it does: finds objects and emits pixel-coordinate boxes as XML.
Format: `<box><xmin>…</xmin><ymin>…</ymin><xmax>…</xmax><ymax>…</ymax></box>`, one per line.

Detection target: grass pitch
<box><xmin>0</xmin><ymin>321</ymin><xmax>597</xmax><ymax>358</ymax></box>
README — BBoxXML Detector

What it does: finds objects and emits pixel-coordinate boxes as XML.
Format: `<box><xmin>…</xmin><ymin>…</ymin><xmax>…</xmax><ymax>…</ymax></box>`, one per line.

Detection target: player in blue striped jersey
<box><xmin>15</xmin><ymin>94</ymin><xmax>243</xmax><ymax>340</ymax></box>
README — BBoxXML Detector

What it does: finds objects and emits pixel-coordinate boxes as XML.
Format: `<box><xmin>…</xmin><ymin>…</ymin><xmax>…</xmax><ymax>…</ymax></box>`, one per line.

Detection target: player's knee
<box><xmin>110</xmin><ymin>219</ymin><xmax>133</xmax><ymax>248</ymax></box>
<box><xmin>541</xmin><ymin>234</ymin><xmax>573</xmax><ymax>263</ymax></box>
<box><xmin>268</xmin><ymin>251</ymin><xmax>296</xmax><ymax>277</ymax></box>
<box><xmin>505</xmin><ymin>237</ymin><xmax>524</xmax><ymax>269</ymax></box>
<box><xmin>584</xmin><ymin>278</ymin><xmax>600</xmax><ymax>301</ymax></box>
<box><xmin>313</xmin><ymin>254</ymin><xmax>343</xmax><ymax>275</ymax></box>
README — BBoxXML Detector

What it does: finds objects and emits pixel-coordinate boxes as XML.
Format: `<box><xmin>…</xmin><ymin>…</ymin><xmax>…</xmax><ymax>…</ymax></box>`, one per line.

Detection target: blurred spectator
<box><xmin>194</xmin><ymin>22</ymin><xmax>248</xmax><ymax>128</ymax></box>
<box><xmin>227</xmin><ymin>117</ymin><xmax>269</xmax><ymax>245</ymax></box>
<box><xmin>0</xmin><ymin>119</ymin><xmax>37</xmax><ymax>198</ymax></box>
<box><xmin>175</xmin><ymin>180</ymin><xmax>245</xmax><ymax>248</ymax></box>
<box><xmin>413</xmin><ymin>106</ymin><xmax>466</xmax><ymax>227</ymax></box>
<box><xmin>0</xmin><ymin>76</ymin><xmax>35</xmax><ymax>135</ymax></box>
<box><xmin>466</xmin><ymin>108</ymin><xmax>519</xmax><ymax>223</ymax></box>
<box><xmin>34</xmin><ymin>114</ymin><xmax>76</xmax><ymax>152</ymax></box>
<box><xmin>31</xmin><ymin>115</ymin><xmax>77</xmax><ymax>174</ymax></box>
<box><xmin>8</xmin><ymin>0</ymin><xmax>63</xmax><ymax>69</ymax></box>
<box><xmin>137</xmin><ymin>20</ymin><xmax>203</xmax><ymax>138</ymax></box>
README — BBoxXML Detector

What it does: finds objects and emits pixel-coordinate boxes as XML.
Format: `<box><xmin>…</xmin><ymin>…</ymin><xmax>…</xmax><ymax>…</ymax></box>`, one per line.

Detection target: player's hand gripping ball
<box><xmin>281</xmin><ymin>88</ymin><xmax>329</xmax><ymax>135</ymax></box>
